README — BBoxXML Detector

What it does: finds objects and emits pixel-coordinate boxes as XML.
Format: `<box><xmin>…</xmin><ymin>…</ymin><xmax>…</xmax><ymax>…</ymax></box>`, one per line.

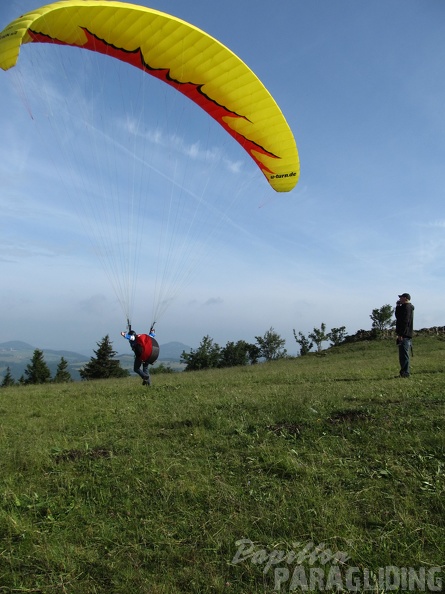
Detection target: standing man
<box><xmin>395</xmin><ymin>293</ymin><xmax>415</xmax><ymax>378</ymax></box>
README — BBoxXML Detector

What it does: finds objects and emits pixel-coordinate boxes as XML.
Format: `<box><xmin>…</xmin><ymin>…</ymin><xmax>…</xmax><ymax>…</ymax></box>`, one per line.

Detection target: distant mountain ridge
<box><xmin>157</xmin><ymin>341</ymin><xmax>190</xmax><ymax>361</ymax></box>
<box><xmin>0</xmin><ymin>340</ymin><xmax>39</xmax><ymax>351</ymax></box>
<box><xmin>0</xmin><ymin>340</ymin><xmax>191</xmax><ymax>381</ymax></box>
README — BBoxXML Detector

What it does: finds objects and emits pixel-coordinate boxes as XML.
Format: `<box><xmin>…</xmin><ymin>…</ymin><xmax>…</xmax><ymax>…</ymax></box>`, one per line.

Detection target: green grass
<box><xmin>0</xmin><ymin>337</ymin><xmax>444</xmax><ymax>593</ymax></box>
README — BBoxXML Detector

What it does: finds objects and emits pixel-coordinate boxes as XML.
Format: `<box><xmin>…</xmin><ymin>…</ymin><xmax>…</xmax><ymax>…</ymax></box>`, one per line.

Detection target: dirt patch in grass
<box><xmin>327</xmin><ymin>409</ymin><xmax>372</xmax><ymax>424</ymax></box>
<box><xmin>267</xmin><ymin>421</ymin><xmax>303</xmax><ymax>436</ymax></box>
<box><xmin>52</xmin><ymin>446</ymin><xmax>113</xmax><ymax>463</ymax></box>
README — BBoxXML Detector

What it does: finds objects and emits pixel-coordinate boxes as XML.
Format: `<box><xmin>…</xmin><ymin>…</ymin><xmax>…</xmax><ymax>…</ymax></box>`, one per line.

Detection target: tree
<box><xmin>255</xmin><ymin>327</ymin><xmax>287</xmax><ymax>361</ymax></box>
<box><xmin>218</xmin><ymin>340</ymin><xmax>249</xmax><ymax>368</ymax></box>
<box><xmin>246</xmin><ymin>343</ymin><xmax>261</xmax><ymax>365</ymax></box>
<box><xmin>1</xmin><ymin>367</ymin><xmax>16</xmax><ymax>387</ymax></box>
<box><xmin>53</xmin><ymin>357</ymin><xmax>72</xmax><ymax>383</ymax></box>
<box><xmin>293</xmin><ymin>330</ymin><xmax>313</xmax><ymax>356</ymax></box>
<box><xmin>308</xmin><ymin>323</ymin><xmax>329</xmax><ymax>353</ymax></box>
<box><xmin>151</xmin><ymin>363</ymin><xmax>174</xmax><ymax>375</ymax></box>
<box><xmin>327</xmin><ymin>326</ymin><xmax>348</xmax><ymax>347</ymax></box>
<box><xmin>218</xmin><ymin>340</ymin><xmax>260</xmax><ymax>368</ymax></box>
<box><xmin>370</xmin><ymin>304</ymin><xmax>395</xmax><ymax>332</ymax></box>
<box><xmin>24</xmin><ymin>349</ymin><xmax>51</xmax><ymax>384</ymax></box>
<box><xmin>80</xmin><ymin>335</ymin><xmax>129</xmax><ymax>380</ymax></box>
<box><xmin>180</xmin><ymin>335</ymin><xmax>221</xmax><ymax>371</ymax></box>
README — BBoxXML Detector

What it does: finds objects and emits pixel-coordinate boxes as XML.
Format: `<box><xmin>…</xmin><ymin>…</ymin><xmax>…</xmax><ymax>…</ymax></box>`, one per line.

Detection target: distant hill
<box><xmin>0</xmin><ymin>342</ymin><xmax>89</xmax><ymax>382</ymax></box>
<box><xmin>157</xmin><ymin>341</ymin><xmax>190</xmax><ymax>361</ymax></box>
<box><xmin>0</xmin><ymin>340</ymin><xmax>192</xmax><ymax>382</ymax></box>
<box><xmin>0</xmin><ymin>341</ymin><xmax>36</xmax><ymax>351</ymax></box>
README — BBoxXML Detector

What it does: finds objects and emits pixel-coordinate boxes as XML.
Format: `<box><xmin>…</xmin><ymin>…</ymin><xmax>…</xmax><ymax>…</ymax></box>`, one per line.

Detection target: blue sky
<box><xmin>1</xmin><ymin>0</ymin><xmax>445</xmax><ymax>356</ymax></box>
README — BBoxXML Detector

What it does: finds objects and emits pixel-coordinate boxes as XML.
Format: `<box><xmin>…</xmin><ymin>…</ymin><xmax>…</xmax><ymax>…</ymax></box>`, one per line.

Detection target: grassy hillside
<box><xmin>0</xmin><ymin>337</ymin><xmax>444</xmax><ymax>593</ymax></box>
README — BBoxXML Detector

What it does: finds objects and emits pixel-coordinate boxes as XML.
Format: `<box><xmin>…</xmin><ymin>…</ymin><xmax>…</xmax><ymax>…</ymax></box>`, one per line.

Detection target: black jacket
<box><xmin>395</xmin><ymin>302</ymin><xmax>415</xmax><ymax>338</ymax></box>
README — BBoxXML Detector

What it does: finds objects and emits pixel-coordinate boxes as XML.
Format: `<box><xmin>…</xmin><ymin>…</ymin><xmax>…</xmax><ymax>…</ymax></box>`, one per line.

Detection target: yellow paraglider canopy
<box><xmin>0</xmin><ymin>0</ymin><xmax>299</xmax><ymax>191</ymax></box>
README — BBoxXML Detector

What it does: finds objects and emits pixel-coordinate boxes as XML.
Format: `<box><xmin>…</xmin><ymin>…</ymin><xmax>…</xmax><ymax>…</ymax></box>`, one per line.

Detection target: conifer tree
<box><xmin>1</xmin><ymin>367</ymin><xmax>16</xmax><ymax>387</ymax></box>
<box><xmin>24</xmin><ymin>349</ymin><xmax>51</xmax><ymax>384</ymax></box>
<box><xmin>80</xmin><ymin>335</ymin><xmax>129</xmax><ymax>380</ymax></box>
<box><xmin>53</xmin><ymin>357</ymin><xmax>72</xmax><ymax>383</ymax></box>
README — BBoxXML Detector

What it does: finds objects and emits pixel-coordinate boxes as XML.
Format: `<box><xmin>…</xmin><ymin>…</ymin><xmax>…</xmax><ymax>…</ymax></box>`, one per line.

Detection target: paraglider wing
<box><xmin>0</xmin><ymin>0</ymin><xmax>299</xmax><ymax>191</ymax></box>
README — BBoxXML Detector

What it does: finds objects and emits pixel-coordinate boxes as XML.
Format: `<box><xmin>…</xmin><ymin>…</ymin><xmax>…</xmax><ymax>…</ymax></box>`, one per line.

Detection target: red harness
<box><xmin>135</xmin><ymin>334</ymin><xmax>159</xmax><ymax>364</ymax></box>
<box><xmin>135</xmin><ymin>334</ymin><xmax>153</xmax><ymax>361</ymax></box>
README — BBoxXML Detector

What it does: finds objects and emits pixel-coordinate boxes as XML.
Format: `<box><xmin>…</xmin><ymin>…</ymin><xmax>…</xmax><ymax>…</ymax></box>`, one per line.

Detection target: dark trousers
<box><xmin>134</xmin><ymin>357</ymin><xmax>150</xmax><ymax>383</ymax></box>
<box><xmin>398</xmin><ymin>338</ymin><xmax>412</xmax><ymax>377</ymax></box>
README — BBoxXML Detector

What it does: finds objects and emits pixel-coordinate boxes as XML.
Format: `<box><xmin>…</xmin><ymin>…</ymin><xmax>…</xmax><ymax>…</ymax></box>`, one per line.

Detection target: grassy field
<box><xmin>0</xmin><ymin>337</ymin><xmax>444</xmax><ymax>593</ymax></box>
